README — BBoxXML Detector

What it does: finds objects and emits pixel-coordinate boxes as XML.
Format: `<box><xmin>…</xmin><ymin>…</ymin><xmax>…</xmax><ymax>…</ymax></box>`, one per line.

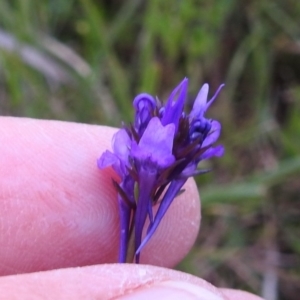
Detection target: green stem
<box><xmin>125</xmin><ymin>212</ymin><xmax>136</xmax><ymax>263</ymax></box>
<box><xmin>125</xmin><ymin>229</ymin><xmax>135</xmax><ymax>263</ymax></box>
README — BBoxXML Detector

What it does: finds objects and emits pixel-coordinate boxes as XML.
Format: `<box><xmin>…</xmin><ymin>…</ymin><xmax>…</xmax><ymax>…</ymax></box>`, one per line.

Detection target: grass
<box><xmin>0</xmin><ymin>1</ymin><xmax>300</xmax><ymax>299</ymax></box>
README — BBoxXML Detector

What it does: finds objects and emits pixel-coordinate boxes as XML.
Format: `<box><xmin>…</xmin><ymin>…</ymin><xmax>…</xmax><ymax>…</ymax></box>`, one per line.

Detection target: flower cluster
<box><xmin>98</xmin><ymin>78</ymin><xmax>224</xmax><ymax>263</ymax></box>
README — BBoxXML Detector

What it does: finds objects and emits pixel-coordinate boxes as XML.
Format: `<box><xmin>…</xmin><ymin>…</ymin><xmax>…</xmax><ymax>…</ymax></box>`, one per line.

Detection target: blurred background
<box><xmin>0</xmin><ymin>1</ymin><xmax>299</xmax><ymax>299</ymax></box>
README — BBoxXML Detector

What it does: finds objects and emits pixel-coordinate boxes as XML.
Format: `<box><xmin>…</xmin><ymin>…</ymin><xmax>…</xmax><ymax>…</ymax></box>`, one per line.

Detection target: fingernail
<box><xmin>117</xmin><ymin>280</ymin><xmax>224</xmax><ymax>300</ymax></box>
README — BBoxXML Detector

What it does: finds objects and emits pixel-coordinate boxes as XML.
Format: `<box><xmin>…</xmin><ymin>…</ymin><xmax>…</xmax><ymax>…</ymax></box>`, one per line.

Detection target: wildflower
<box><xmin>98</xmin><ymin>78</ymin><xmax>224</xmax><ymax>263</ymax></box>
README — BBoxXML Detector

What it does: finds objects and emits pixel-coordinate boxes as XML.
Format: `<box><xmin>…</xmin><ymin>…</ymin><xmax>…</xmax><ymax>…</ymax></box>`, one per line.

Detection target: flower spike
<box><xmin>98</xmin><ymin>79</ymin><xmax>224</xmax><ymax>263</ymax></box>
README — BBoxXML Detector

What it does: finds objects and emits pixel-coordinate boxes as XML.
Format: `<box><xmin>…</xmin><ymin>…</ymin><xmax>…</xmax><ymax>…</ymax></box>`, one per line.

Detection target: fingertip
<box><xmin>0</xmin><ymin>117</ymin><xmax>201</xmax><ymax>274</ymax></box>
<box><xmin>0</xmin><ymin>264</ymin><xmax>224</xmax><ymax>300</ymax></box>
<box><xmin>0</xmin><ymin>118</ymin><xmax>120</xmax><ymax>274</ymax></box>
<box><xmin>220</xmin><ymin>288</ymin><xmax>265</xmax><ymax>300</ymax></box>
<box><xmin>118</xmin><ymin>281</ymin><xmax>223</xmax><ymax>300</ymax></box>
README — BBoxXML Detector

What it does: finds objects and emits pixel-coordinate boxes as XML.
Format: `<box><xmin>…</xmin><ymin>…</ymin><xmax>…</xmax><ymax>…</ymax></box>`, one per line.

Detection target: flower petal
<box><xmin>200</xmin><ymin>145</ymin><xmax>224</xmax><ymax>160</ymax></box>
<box><xmin>205</xmin><ymin>84</ymin><xmax>225</xmax><ymax>111</ymax></box>
<box><xmin>133</xmin><ymin>93</ymin><xmax>157</xmax><ymax>133</ymax></box>
<box><xmin>202</xmin><ymin>120</ymin><xmax>221</xmax><ymax>147</ymax></box>
<box><xmin>161</xmin><ymin>78</ymin><xmax>188</xmax><ymax>131</ymax></box>
<box><xmin>97</xmin><ymin>150</ymin><xmax>117</xmax><ymax>169</ymax></box>
<box><xmin>189</xmin><ymin>83</ymin><xmax>209</xmax><ymax>119</ymax></box>
<box><xmin>132</xmin><ymin>117</ymin><xmax>175</xmax><ymax>168</ymax></box>
<box><xmin>133</xmin><ymin>93</ymin><xmax>156</xmax><ymax>111</ymax></box>
<box><xmin>112</xmin><ymin>129</ymin><xmax>131</xmax><ymax>163</ymax></box>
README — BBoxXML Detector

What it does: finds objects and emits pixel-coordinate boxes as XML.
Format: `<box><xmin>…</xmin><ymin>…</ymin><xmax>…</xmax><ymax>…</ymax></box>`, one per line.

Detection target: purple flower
<box><xmin>131</xmin><ymin>117</ymin><xmax>175</xmax><ymax>168</ymax></box>
<box><xmin>98</xmin><ymin>78</ymin><xmax>224</xmax><ymax>263</ymax></box>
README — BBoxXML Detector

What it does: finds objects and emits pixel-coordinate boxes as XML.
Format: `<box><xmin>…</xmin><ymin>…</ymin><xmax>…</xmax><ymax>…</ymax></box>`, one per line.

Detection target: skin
<box><xmin>0</xmin><ymin>117</ymin><xmax>264</xmax><ymax>299</ymax></box>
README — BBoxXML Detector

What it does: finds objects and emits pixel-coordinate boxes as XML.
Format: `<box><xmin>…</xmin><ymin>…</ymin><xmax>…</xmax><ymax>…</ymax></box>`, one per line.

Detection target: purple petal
<box><xmin>205</xmin><ymin>84</ymin><xmax>225</xmax><ymax>111</ymax></box>
<box><xmin>180</xmin><ymin>163</ymin><xmax>197</xmax><ymax>177</ymax></box>
<box><xmin>200</xmin><ymin>145</ymin><xmax>224</xmax><ymax>160</ymax></box>
<box><xmin>190</xmin><ymin>84</ymin><xmax>225</xmax><ymax>120</ymax></box>
<box><xmin>189</xmin><ymin>83</ymin><xmax>209</xmax><ymax>119</ymax></box>
<box><xmin>131</xmin><ymin>117</ymin><xmax>175</xmax><ymax>168</ymax></box>
<box><xmin>133</xmin><ymin>93</ymin><xmax>157</xmax><ymax>133</ymax></box>
<box><xmin>97</xmin><ymin>150</ymin><xmax>118</xmax><ymax>169</ymax></box>
<box><xmin>161</xmin><ymin>78</ymin><xmax>188</xmax><ymax>131</ymax></box>
<box><xmin>112</xmin><ymin>129</ymin><xmax>131</xmax><ymax>163</ymax></box>
<box><xmin>202</xmin><ymin>120</ymin><xmax>221</xmax><ymax>147</ymax></box>
<box><xmin>136</xmin><ymin>179</ymin><xmax>186</xmax><ymax>255</ymax></box>
<box><xmin>133</xmin><ymin>93</ymin><xmax>156</xmax><ymax>111</ymax></box>
<box><xmin>98</xmin><ymin>129</ymin><xmax>132</xmax><ymax>176</ymax></box>
<box><xmin>97</xmin><ymin>150</ymin><xmax>126</xmax><ymax>177</ymax></box>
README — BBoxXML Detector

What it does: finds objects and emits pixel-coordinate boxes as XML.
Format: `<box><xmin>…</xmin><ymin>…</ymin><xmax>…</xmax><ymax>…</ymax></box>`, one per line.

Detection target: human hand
<box><xmin>0</xmin><ymin>117</ymin><xmax>264</xmax><ymax>299</ymax></box>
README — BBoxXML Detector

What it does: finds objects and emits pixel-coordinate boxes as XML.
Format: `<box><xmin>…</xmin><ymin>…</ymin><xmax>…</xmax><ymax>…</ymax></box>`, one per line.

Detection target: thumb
<box><xmin>0</xmin><ymin>264</ymin><xmax>264</xmax><ymax>300</ymax></box>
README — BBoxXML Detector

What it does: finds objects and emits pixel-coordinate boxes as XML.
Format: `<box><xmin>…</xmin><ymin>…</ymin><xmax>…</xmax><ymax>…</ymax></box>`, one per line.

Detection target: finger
<box><xmin>0</xmin><ymin>117</ymin><xmax>200</xmax><ymax>275</ymax></box>
<box><xmin>0</xmin><ymin>264</ymin><xmax>226</xmax><ymax>300</ymax></box>
<box><xmin>220</xmin><ymin>289</ymin><xmax>265</xmax><ymax>300</ymax></box>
